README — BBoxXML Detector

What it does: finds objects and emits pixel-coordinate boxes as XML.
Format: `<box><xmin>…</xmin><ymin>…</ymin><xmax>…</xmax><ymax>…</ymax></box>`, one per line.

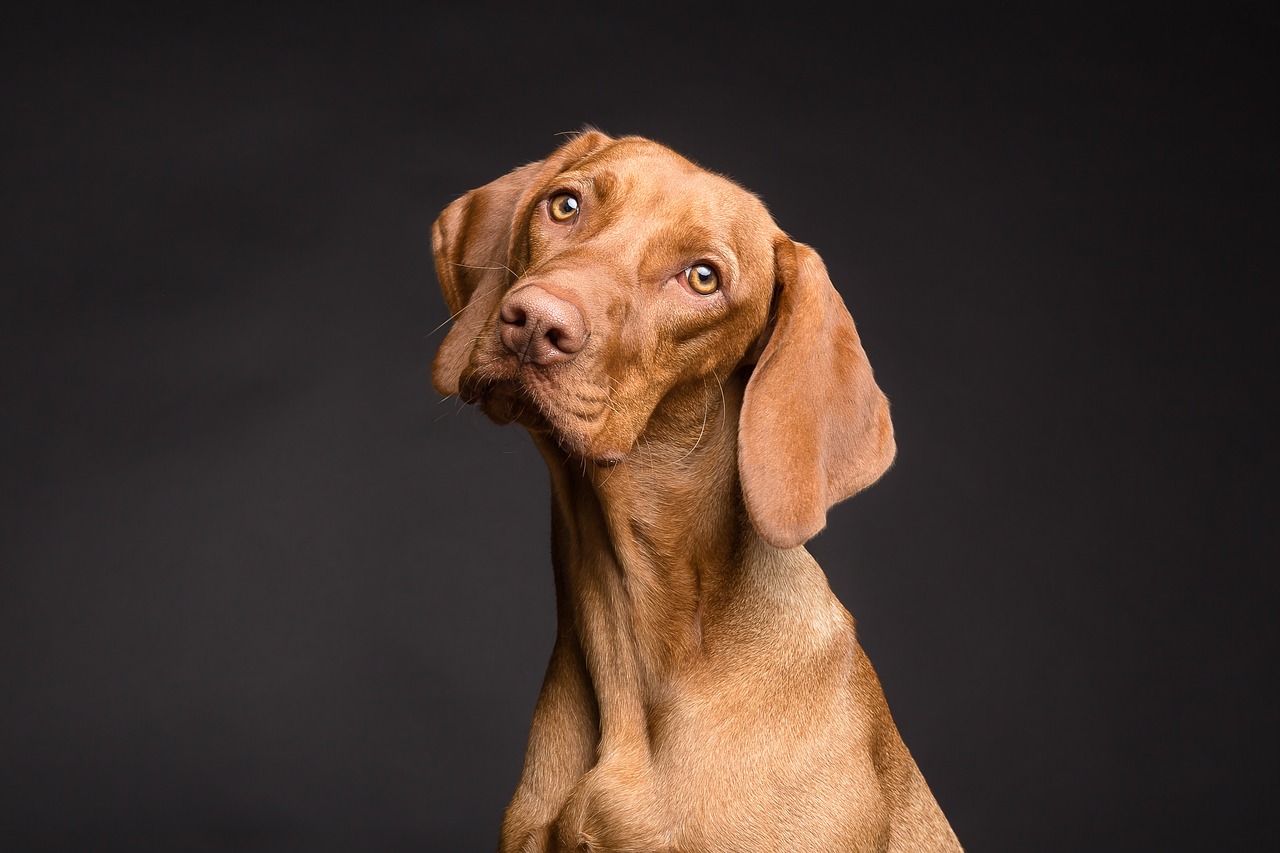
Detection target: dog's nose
<box><xmin>499</xmin><ymin>286</ymin><xmax>587</xmax><ymax>366</ymax></box>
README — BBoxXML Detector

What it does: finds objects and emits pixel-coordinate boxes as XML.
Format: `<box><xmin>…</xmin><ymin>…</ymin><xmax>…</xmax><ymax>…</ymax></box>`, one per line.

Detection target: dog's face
<box><xmin>438</xmin><ymin>135</ymin><xmax>778</xmax><ymax>464</ymax></box>
<box><xmin>432</xmin><ymin>132</ymin><xmax>895</xmax><ymax>548</ymax></box>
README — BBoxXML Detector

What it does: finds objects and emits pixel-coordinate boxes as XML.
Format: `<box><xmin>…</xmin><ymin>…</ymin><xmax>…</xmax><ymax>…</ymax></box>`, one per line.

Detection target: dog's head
<box><xmin>431</xmin><ymin>131</ymin><xmax>895</xmax><ymax>548</ymax></box>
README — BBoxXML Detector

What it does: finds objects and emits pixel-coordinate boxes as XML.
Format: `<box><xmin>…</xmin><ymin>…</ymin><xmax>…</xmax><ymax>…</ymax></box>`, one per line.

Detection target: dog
<box><xmin>431</xmin><ymin>131</ymin><xmax>961</xmax><ymax>852</ymax></box>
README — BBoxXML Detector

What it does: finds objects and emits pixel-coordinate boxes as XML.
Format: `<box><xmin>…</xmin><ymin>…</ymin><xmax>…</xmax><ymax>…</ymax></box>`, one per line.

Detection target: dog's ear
<box><xmin>738</xmin><ymin>239</ymin><xmax>896</xmax><ymax>549</ymax></box>
<box><xmin>431</xmin><ymin>131</ymin><xmax>612</xmax><ymax>396</ymax></box>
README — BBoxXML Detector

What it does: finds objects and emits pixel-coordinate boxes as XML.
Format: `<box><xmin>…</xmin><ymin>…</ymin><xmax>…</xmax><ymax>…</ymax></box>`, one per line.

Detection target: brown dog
<box><xmin>431</xmin><ymin>131</ymin><xmax>961</xmax><ymax>852</ymax></box>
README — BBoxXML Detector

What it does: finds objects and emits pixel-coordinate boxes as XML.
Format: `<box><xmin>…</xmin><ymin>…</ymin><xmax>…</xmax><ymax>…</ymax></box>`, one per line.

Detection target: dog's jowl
<box><xmin>431</xmin><ymin>131</ymin><xmax>962</xmax><ymax>853</ymax></box>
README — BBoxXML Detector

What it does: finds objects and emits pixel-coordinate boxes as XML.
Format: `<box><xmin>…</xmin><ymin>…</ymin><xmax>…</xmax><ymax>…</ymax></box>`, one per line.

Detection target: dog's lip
<box><xmin>462</xmin><ymin>371</ymin><xmax>629</xmax><ymax>466</ymax></box>
<box><xmin>467</xmin><ymin>378</ymin><xmax>542</xmax><ymax>422</ymax></box>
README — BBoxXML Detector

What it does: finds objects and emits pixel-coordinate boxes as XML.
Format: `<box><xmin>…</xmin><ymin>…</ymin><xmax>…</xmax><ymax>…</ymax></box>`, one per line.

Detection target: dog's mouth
<box><xmin>460</xmin><ymin>367</ymin><xmax>627</xmax><ymax>466</ymax></box>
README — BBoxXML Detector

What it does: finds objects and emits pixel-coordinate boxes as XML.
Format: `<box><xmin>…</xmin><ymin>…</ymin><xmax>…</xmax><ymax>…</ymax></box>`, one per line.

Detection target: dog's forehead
<box><xmin>567</xmin><ymin>138</ymin><xmax>775</xmax><ymax>233</ymax></box>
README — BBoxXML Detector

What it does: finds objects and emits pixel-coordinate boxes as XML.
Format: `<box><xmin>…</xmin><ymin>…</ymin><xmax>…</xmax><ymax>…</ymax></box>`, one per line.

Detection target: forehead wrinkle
<box><xmin>566</xmin><ymin>169</ymin><xmax>624</xmax><ymax>222</ymax></box>
<box><xmin>636</xmin><ymin>221</ymin><xmax>738</xmax><ymax>283</ymax></box>
<box><xmin>547</xmin><ymin>170</ymin><xmax>607</xmax><ymax>199</ymax></box>
<box><xmin>650</xmin><ymin>222</ymin><xmax>722</xmax><ymax>260</ymax></box>
<box><xmin>586</xmin><ymin>171</ymin><xmax>618</xmax><ymax>198</ymax></box>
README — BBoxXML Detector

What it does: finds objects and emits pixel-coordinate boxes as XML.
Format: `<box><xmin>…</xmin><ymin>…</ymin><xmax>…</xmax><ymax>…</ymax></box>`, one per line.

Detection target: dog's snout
<box><xmin>499</xmin><ymin>286</ymin><xmax>587</xmax><ymax>366</ymax></box>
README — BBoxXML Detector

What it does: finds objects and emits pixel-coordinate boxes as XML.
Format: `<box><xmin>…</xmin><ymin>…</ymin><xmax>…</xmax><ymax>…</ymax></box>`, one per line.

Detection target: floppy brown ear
<box><xmin>431</xmin><ymin>130</ymin><xmax>612</xmax><ymax>395</ymax></box>
<box><xmin>738</xmin><ymin>239</ymin><xmax>896</xmax><ymax>549</ymax></box>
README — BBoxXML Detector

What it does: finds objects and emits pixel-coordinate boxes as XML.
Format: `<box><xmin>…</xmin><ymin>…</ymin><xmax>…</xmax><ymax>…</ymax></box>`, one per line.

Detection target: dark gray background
<box><xmin>2</xmin><ymin>3</ymin><xmax>1274</xmax><ymax>851</ymax></box>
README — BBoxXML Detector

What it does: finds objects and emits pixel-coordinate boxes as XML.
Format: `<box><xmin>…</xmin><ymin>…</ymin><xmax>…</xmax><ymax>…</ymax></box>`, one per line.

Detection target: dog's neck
<box><xmin>532</xmin><ymin>373</ymin><xmax>760</xmax><ymax>755</ymax></box>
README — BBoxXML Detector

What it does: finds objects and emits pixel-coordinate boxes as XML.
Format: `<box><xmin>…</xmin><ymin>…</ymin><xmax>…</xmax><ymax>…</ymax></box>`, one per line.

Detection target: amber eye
<box><xmin>686</xmin><ymin>263</ymin><xmax>719</xmax><ymax>295</ymax></box>
<box><xmin>548</xmin><ymin>192</ymin><xmax>580</xmax><ymax>222</ymax></box>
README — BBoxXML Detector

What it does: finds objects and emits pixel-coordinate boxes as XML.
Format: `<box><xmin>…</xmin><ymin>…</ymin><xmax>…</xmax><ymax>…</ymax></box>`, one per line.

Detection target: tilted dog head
<box><xmin>431</xmin><ymin>132</ymin><xmax>895</xmax><ymax>548</ymax></box>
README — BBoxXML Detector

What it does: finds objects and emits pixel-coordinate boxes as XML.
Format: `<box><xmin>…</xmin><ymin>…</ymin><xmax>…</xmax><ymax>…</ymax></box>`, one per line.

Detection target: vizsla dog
<box><xmin>431</xmin><ymin>131</ymin><xmax>961</xmax><ymax>852</ymax></box>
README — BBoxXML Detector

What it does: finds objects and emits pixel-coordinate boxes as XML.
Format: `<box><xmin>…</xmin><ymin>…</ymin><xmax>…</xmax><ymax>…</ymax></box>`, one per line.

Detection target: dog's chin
<box><xmin>465</xmin><ymin>378</ymin><xmax>629</xmax><ymax>468</ymax></box>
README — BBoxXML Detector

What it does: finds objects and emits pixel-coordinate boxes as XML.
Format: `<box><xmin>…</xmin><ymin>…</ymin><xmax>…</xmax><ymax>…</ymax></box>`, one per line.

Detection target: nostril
<box><xmin>500</xmin><ymin>303</ymin><xmax>527</xmax><ymax>327</ymax></box>
<box><xmin>550</xmin><ymin>318</ymin><xmax>586</xmax><ymax>355</ymax></box>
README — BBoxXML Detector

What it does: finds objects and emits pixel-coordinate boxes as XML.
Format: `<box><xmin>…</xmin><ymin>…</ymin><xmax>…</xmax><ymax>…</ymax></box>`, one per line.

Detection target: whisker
<box><xmin>426</xmin><ymin>257</ymin><xmax>529</xmax><ymax>338</ymax></box>
<box><xmin>449</xmin><ymin>259</ymin><xmax>523</xmax><ymax>282</ymax></box>
<box><xmin>714</xmin><ymin>371</ymin><xmax>727</xmax><ymax>425</ymax></box>
<box><xmin>601</xmin><ymin>372</ymin><xmax>623</xmax><ymax>416</ymax></box>
<box><xmin>678</xmin><ymin>378</ymin><xmax>711</xmax><ymax>463</ymax></box>
<box><xmin>424</xmin><ymin>279</ymin><xmax>505</xmax><ymax>338</ymax></box>
<box><xmin>435</xmin><ymin>397</ymin><xmax>466</xmax><ymax>421</ymax></box>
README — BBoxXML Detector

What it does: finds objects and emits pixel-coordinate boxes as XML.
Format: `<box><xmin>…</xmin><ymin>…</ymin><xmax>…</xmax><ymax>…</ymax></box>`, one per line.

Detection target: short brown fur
<box><xmin>431</xmin><ymin>132</ymin><xmax>961</xmax><ymax>852</ymax></box>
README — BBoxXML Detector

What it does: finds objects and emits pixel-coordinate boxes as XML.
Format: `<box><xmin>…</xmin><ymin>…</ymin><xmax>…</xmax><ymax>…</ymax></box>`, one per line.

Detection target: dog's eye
<box><xmin>685</xmin><ymin>264</ymin><xmax>719</xmax><ymax>295</ymax></box>
<box><xmin>548</xmin><ymin>192</ymin><xmax>580</xmax><ymax>222</ymax></box>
